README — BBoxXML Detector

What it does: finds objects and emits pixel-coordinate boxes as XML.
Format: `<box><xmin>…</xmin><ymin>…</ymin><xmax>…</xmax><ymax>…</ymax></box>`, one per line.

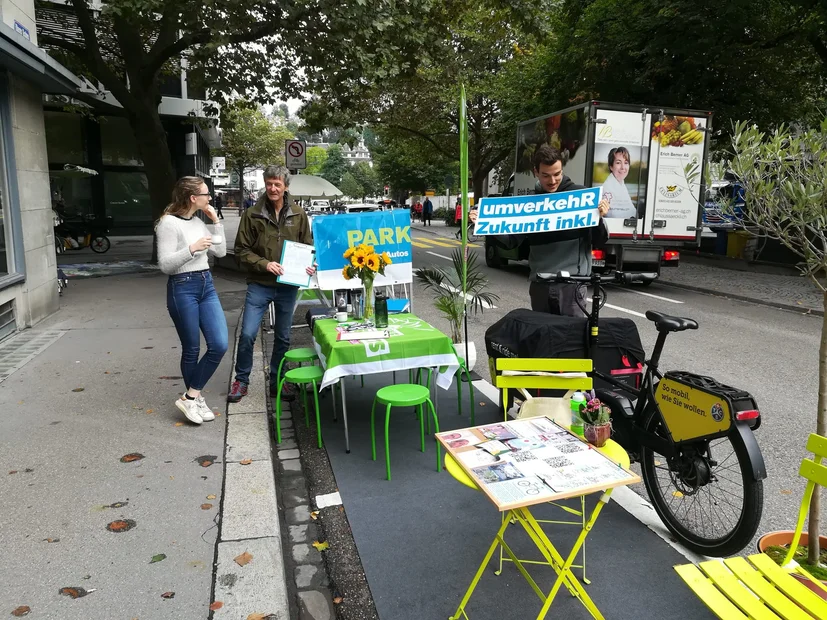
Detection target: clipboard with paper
<box><xmin>277</xmin><ymin>240</ymin><xmax>316</xmax><ymax>287</ymax></box>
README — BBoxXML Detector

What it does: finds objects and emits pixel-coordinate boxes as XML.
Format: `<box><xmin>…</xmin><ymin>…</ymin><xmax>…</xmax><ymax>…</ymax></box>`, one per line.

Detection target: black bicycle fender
<box><xmin>734</xmin><ymin>421</ymin><xmax>767</xmax><ymax>481</ymax></box>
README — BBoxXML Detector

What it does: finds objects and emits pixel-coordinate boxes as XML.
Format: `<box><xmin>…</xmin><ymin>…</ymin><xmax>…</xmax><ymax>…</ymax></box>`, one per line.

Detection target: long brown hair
<box><xmin>159</xmin><ymin>176</ymin><xmax>206</xmax><ymax>223</ymax></box>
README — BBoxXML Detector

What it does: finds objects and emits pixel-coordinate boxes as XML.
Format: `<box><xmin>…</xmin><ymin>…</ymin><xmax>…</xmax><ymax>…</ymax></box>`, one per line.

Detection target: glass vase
<box><xmin>363</xmin><ymin>280</ymin><xmax>375</xmax><ymax>322</ymax></box>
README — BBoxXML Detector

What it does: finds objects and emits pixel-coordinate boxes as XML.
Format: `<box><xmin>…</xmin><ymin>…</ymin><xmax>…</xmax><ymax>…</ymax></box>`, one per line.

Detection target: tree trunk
<box><xmin>472</xmin><ymin>174</ymin><xmax>485</xmax><ymax>203</ymax></box>
<box><xmin>808</xmin><ymin>289</ymin><xmax>827</xmax><ymax>564</ymax></box>
<box><xmin>127</xmin><ymin>96</ymin><xmax>176</xmax><ymax>263</ymax></box>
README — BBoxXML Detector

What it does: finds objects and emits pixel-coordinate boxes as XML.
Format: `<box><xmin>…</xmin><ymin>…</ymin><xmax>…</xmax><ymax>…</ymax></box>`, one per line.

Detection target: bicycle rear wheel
<box><xmin>640</xmin><ymin>408</ymin><xmax>763</xmax><ymax>557</ymax></box>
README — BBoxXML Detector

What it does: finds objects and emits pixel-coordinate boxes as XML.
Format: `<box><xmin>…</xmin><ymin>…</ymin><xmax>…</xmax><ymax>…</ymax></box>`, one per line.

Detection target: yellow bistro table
<box><xmin>438</xmin><ymin>417</ymin><xmax>639</xmax><ymax>620</ymax></box>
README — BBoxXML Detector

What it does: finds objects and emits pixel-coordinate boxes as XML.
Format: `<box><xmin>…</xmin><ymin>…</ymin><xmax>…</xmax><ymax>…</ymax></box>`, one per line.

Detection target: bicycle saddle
<box><xmin>645</xmin><ymin>310</ymin><xmax>698</xmax><ymax>332</ymax></box>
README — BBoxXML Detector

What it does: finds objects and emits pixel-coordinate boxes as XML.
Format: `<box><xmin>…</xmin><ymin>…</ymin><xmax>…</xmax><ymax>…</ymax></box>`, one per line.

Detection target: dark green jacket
<box><xmin>234</xmin><ymin>192</ymin><xmax>313</xmax><ymax>286</ymax></box>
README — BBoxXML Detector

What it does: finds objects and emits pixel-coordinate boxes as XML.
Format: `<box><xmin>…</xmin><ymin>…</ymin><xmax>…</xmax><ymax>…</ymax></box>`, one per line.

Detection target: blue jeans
<box><xmin>166</xmin><ymin>271</ymin><xmax>229</xmax><ymax>391</ymax></box>
<box><xmin>235</xmin><ymin>283</ymin><xmax>298</xmax><ymax>387</ymax></box>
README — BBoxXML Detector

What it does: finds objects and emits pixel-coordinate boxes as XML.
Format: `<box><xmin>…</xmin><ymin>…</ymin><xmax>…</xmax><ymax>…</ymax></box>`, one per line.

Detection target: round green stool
<box><xmin>275</xmin><ymin>347</ymin><xmax>319</xmax><ymax>387</ymax></box>
<box><xmin>370</xmin><ymin>384</ymin><xmax>441</xmax><ymax>481</ymax></box>
<box><xmin>276</xmin><ymin>365</ymin><xmax>324</xmax><ymax>448</ymax></box>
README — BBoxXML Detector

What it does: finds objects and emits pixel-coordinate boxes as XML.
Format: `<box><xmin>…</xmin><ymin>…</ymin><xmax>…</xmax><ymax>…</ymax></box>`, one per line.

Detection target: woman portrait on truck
<box><xmin>601</xmin><ymin>147</ymin><xmax>638</xmax><ymax>219</ymax></box>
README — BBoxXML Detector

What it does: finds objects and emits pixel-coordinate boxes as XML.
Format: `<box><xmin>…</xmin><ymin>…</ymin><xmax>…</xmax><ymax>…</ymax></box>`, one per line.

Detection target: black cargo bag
<box><xmin>484</xmin><ymin>309</ymin><xmax>646</xmax><ymax>392</ymax></box>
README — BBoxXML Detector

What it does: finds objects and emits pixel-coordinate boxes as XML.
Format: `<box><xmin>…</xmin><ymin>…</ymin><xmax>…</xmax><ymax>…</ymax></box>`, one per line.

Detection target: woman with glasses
<box><xmin>156</xmin><ymin>177</ymin><xmax>228</xmax><ymax>424</ymax></box>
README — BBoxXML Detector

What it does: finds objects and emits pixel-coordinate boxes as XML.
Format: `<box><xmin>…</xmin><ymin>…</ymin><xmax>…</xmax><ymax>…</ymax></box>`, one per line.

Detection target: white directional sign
<box><xmin>285</xmin><ymin>139</ymin><xmax>307</xmax><ymax>170</ymax></box>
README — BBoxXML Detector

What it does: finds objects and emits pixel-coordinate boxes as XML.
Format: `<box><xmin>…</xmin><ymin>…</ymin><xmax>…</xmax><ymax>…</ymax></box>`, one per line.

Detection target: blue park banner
<box><xmin>473</xmin><ymin>187</ymin><xmax>603</xmax><ymax>236</ymax></box>
<box><xmin>313</xmin><ymin>210</ymin><xmax>413</xmax><ymax>290</ymax></box>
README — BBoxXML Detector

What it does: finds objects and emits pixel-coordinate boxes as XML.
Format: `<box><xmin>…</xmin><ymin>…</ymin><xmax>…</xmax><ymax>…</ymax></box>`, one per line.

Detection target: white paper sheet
<box><xmin>277</xmin><ymin>240</ymin><xmax>316</xmax><ymax>287</ymax></box>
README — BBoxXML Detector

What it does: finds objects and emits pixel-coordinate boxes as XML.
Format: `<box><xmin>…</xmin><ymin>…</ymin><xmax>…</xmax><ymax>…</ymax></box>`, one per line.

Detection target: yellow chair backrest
<box><xmin>786</xmin><ymin>433</ymin><xmax>827</xmax><ymax>566</ymax></box>
<box><xmin>495</xmin><ymin>358</ymin><xmax>593</xmax><ymax>420</ymax></box>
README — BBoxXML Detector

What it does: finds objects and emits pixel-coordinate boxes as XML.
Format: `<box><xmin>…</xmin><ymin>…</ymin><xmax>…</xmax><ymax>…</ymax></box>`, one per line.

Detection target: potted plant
<box><xmin>724</xmin><ymin>120</ymin><xmax>827</xmax><ymax>586</ymax></box>
<box><xmin>342</xmin><ymin>243</ymin><xmax>392</xmax><ymax>321</ymax></box>
<box><xmin>415</xmin><ymin>248</ymin><xmax>499</xmax><ymax>371</ymax></box>
<box><xmin>578</xmin><ymin>391</ymin><xmax>612</xmax><ymax>447</ymax></box>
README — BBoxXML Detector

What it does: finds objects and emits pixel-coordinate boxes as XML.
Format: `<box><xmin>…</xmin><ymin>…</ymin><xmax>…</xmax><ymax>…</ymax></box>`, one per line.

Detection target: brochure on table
<box><xmin>437</xmin><ymin>417</ymin><xmax>640</xmax><ymax>511</ymax></box>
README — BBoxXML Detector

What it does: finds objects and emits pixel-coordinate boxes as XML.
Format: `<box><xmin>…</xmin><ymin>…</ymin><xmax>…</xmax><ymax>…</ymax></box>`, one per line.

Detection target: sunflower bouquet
<box><xmin>342</xmin><ymin>244</ymin><xmax>392</xmax><ymax>320</ymax></box>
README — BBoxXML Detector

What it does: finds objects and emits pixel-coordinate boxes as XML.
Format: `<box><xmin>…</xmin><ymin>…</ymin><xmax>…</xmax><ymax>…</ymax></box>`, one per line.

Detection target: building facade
<box><xmin>0</xmin><ymin>0</ymin><xmax>82</xmax><ymax>335</ymax></box>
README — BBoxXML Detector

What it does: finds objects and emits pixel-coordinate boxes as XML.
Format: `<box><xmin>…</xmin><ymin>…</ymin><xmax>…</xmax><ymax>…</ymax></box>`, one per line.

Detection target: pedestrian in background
<box><xmin>214</xmin><ymin>193</ymin><xmax>225</xmax><ymax>219</ymax></box>
<box><xmin>423</xmin><ymin>196</ymin><xmax>434</xmax><ymax>226</ymax></box>
<box><xmin>156</xmin><ymin>176</ymin><xmax>228</xmax><ymax>424</ymax></box>
<box><xmin>228</xmin><ymin>165</ymin><xmax>316</xmax><ymax>403</ymax></box>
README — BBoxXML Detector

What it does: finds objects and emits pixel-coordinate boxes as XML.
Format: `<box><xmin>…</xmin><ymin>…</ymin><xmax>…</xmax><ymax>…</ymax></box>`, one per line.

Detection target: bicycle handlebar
<box><xmin>536</xmin><ymin>271</ymin><xmax>657</xmax><ymax>285</ymax></box>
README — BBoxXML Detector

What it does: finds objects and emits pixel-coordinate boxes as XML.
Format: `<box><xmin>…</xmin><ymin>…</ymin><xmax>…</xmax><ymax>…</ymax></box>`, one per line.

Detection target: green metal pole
<box><xmin>459</xmin><ymin>85</ymin><xmax>470</xmax><ymax>364</ymax></box>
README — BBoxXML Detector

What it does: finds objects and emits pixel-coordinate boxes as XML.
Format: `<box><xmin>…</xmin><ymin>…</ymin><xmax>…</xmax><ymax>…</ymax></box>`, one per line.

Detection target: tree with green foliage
<box><xmin>219</xmin><ymin>104</ymin><xmax>291</xmax><ymax>191</ymax></box>
<box><xmin>320</xmin><ymin>144</ymin><xmax>349</xmax><ymax>189</ymax></box>
<box><xmin>371</xmin><ymin>130</ymin><xmax>456</xmax><ymax>196</ymax></box>
<box><xmin>350</xmin><ymin>161</ymin><xmax>381</xmax><ymax>200</ymax></box>
<box><xmin>36</xmin><ymin>0</ymin><xmax>446</xmax><ymax>234</ymax></box>
<box><xmin>305</xmin><ymin>146</ymin><xmax>328</xmax><ymax>175</ymax></box>
<box><xmin>339</xmin><ymin>172</ymin><xmax>364</xmax><ymax>200</ymax></box>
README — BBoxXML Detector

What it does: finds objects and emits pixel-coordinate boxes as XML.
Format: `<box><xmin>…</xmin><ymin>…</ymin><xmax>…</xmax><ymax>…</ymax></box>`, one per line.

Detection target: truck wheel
<box><xmin>485</xmin><ymin>241</ymin><xmax>506</xmax><ymax>269</ymax></box>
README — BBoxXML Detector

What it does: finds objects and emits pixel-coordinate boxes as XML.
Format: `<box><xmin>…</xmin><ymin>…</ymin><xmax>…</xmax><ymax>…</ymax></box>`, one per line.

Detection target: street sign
<box><xmin>425</xmin><ymin>190</ymin><xmax>435</xmax><ymax>196</ymax></box>
<box><xmin>285</xmin><ymin>139</ymin><xmax>306</xmax><ymax>169</ymax></box>
<box><xmin>211</xmin><ymin>156</ymin><xmax>226</xmax><ymax>172</ymax></box>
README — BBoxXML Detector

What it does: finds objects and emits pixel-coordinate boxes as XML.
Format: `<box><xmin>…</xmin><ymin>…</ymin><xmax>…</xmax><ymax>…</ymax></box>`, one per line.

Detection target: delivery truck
<box><xmin>485</xmin><ymin>101</ymin><xmax>713</xmax><ymax>282</ymax></box>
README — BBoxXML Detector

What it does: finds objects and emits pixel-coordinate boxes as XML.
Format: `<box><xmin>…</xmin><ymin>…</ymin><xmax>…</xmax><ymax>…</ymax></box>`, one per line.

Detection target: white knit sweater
<box><xmin>156</xmin><ymin>214</ymin><xmax>227</xmax><ymax>275</ymax></box>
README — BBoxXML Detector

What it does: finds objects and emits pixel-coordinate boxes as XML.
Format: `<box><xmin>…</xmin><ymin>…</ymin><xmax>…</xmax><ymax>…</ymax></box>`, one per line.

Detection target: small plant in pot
<box><xmin>579</xmin><ymin>391</ymin><xmax>612</xmax><ymax>448</ymax></box>
<box><xmin>415</xmin><ymin>248</ymin><xmax>499</xmax><ymax>371</ymax></box>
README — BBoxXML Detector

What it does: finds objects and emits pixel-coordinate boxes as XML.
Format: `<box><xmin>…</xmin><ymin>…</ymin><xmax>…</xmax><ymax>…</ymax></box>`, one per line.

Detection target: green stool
<box><xmin>371</xmin><ymin>384</ymin><xmax>441</xmax><ymax>481</ymax></box>
<box><xmin>276</xmin><ymin>365</ymin><xmax>324</xmax><ymax>448</ymax></box>
<box><xmin>275</xmin><ymin>347</ymin><xmax>319</xmax><ymax>387</ymax></box>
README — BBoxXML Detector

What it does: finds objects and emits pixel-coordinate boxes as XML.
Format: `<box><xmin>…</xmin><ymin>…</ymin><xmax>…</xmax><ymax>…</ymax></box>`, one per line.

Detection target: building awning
<box><xmin>0</xmin><ymin>24</ymin><xmax>81</xmax><ymax>94</ymax></box>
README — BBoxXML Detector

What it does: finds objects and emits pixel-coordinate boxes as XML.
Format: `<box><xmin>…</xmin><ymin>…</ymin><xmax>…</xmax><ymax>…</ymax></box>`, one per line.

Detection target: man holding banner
<box><xmin>228</xmin><ymin>165</ymin><xmax>315</xmax><ymax>403</ymax></box>
<box><xmin>472</xmin><ymin>145</ymin><xmax>610</xmax><ymax>316</ymax></box>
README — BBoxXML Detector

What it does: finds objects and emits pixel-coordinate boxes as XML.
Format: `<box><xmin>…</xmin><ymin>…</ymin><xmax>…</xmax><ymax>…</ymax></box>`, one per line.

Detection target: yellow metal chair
<box><xmin>494</xmin><ymin>357</ymin><xmax>593</xmax><ymax>422</ymax></box>
<box><xmin>675</xmin><ymin>432</ymin><xmax>827</xmax><ymax>619</ymax></box>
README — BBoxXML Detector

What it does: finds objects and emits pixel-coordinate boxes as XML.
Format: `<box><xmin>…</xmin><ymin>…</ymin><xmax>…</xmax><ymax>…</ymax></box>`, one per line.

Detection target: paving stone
<box><xmin>222</xmin><ymin>461</ymin><xmax>279</xmax><ymax>540</ymax></box>
<box><xmin>292</xmin><ymin>543</ymin><xmax>311</xmax><ymax>564</ymax></box>
<box><xmin>278</xmin><ymin>448</ymin><xmax>300</xmax><ymax>460</ymax></box>
<box><xmin>283</xmin><ymin>487</ymin><xmax>310</xmax><ymax>509</ymax></box>
<box><xmin>226</xmin><ymin>413</ymin><xmax>272</xmax><ymax>462</ymax></box>
<box><xmin>281</xmin><ymin>459</ymin><xmax>302</xmax><ymax>472</ymax></box>
<box><xmin>298</xmin><ymin>590</ymin><xmax>334</xmax><ymax>620</ymax></box>
<box><xmin>289</xmin><ymin>524</ymin><xmax>310</xmax><ymax>544</ymax></box>
<box><xmin>214</xmin><ymin>538</ymin><xmax>289</xmax><ymax>620</ymax></box>
<box><xmin>294</xmin><ymin>564</ymin><xmax>329</xmax><ymax>589</ymax></box>
<box><xmin>277</xmin><ymin>438</ymin><xmax>297</xmax><ymax>450</ymax></box>
<box><xmin>286</xmin><ymin>505</ymin><xmax>311</xmax><ymax>524</ymax></box>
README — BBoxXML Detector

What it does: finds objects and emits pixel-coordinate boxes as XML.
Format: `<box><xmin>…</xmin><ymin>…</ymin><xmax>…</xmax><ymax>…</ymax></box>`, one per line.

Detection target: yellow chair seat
<box><xmin>444</xmin><ymin>436</ymin><xmax>630</xmax><ymax>491</ymax></box>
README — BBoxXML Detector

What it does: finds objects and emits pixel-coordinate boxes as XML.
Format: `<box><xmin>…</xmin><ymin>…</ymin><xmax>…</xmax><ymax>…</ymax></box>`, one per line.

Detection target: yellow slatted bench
<box><xmin>675</xmin><ymin>433</ymin><xmax>827</xmax><ymax>620</ymax></box>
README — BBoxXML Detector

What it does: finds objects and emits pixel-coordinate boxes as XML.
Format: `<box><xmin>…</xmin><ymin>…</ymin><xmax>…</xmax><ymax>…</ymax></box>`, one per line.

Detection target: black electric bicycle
<box><xmin>537</xmin><ymin>271</ymin><xmax>766</xmax><ymax>557</ymax></box>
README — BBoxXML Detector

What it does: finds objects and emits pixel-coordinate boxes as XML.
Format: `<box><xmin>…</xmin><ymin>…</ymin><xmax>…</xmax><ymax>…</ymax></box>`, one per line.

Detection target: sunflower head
<box><xmin>351</xmin><ymin>251</ymin><xmax>367</xmax><ymax>268</ymax></box>
<box><xmin>366</xmin><ymin>254</ymin><xmax>380</xmax><ymax>272</ymax></box>
<box><xmin>343</xmin><ymin>247</ymin><xmax>355</xmax><ymax>259</ymax></box>
<box><xmin>342</xmin><ymin>266</ymin><xmax>351</xmax><ymax>280</ymax></box>
<box><xmin>381</xmin><ymin>251</ymin><xmax>392</xmax><ymax>265</ymax></box>
<box><xmin>359</xmin><ymin>244</ymin><xmax>374</xmax><ymax>255</ymax></box>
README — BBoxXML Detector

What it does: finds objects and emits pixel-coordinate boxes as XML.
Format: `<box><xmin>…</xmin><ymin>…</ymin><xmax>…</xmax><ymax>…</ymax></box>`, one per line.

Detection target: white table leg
<box><xmin>330</xmin><ymin>384</ymin><xmax>338</xmax><ymax>422</ymax></box>
<box><xmin>340</xmin><ymin>379</ymin><xmax>350</xmax><ymax>453</ymax></box>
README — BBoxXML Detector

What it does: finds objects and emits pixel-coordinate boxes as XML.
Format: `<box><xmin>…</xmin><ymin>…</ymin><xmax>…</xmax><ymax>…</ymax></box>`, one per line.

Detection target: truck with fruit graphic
<box><xmin>487</xmin><ymin>101</ymin><xmax>712</xmax><ymax>282</ymax></box>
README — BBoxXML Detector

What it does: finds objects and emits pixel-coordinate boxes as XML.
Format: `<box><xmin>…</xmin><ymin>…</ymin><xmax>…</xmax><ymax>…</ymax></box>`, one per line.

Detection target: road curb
<box><xmin>212</xmin><ymin>313</ymin><xmax>292</xmax><ymax>618</ymax></box>
<box><xmin>657</xmin><ymin>279</ymin><xmax>824</xmax><ymax>316</ymax></box>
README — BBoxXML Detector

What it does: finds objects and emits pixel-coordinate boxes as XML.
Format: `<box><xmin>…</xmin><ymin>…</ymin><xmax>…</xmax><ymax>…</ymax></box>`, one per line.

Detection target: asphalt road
<box><xmin>406</xmin><ymin>225</ymin><xmax>824</xmax><ymax>556</ymax></box>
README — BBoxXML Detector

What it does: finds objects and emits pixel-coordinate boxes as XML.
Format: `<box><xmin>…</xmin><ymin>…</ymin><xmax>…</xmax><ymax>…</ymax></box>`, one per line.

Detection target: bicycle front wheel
<box><xmin>640</xmin><ymin>409</ymin><xmax>763</xmax><ymax>557</ymax></box>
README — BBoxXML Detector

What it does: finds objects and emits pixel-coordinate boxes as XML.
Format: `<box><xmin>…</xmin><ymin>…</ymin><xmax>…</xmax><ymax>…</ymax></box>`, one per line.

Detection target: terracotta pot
<box><xmin>584</xmin><ymin>422</ymin><xmax>612</xmax><ymax>448</ymax></box>
<box><xmin>757</xmin><ymin>530</ymin><xmax>827</xmax><ymax>600</ymax></box>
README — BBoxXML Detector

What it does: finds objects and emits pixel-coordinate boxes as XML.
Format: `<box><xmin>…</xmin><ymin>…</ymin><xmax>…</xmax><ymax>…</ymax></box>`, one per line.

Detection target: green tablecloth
<box><xmin>312</xmin><ymin>313</ymin><xmax>460</xmax><ymax>390</ymax></box>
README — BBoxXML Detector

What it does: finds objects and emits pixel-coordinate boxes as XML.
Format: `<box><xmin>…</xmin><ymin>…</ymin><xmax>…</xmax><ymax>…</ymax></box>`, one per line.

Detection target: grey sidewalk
<box><xmin>414</xmin><ymin>220</ymin><xmax>825</xmax><ymax>314</ymax></box>
<box><xmin>0</xmin><ymin>271</ymin><xmax>293</xmax><ymax>619</ymax></box>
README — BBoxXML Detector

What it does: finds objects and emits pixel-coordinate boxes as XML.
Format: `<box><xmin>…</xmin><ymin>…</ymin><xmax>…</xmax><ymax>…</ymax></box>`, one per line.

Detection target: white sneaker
<box><xmin>196</xmin><ymin>396</ymin><xmax>216</xmax><ymax>422</ymax></box>
<box><xmin>175</xmin><ymin>396</ymin><xmax>203</xmax><ymax>424</ymax></box>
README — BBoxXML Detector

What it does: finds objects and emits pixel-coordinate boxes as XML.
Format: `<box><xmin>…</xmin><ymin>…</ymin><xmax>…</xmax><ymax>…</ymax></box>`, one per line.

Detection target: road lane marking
<box><xmin>587</xmin><ymin>298</ymin><xmax>647</xmax><ymax>318</ymax></box>
<box><xmin>419</xmin><ymin>238</ymin><xmax>458</xmax><ymax>247</ymax></box>
<box><xmin>625</xmin><ymin>289</ymin><xmax>683</xmax><ymax>304</ymax></box>
<box><xmin>411</xmin><ymin>241</ymin><xmax>432</xmax><ymax>248</ymax></box>
<box><xmin>425</xmin><ymin>251</ymin><xmax>452</xmax><ymax>261</ymax></box>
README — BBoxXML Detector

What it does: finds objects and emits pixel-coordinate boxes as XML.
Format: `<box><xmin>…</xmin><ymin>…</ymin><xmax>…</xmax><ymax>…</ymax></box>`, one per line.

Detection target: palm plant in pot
<box><xmin>415</xmin><ymin>248</ymin><xmax>499</xmax><ymax>371</ymax></box>
<box><xmin>723</xmin><ymin>120</ymin><xmax>827</xmax><ymax>586</ymax></box>
<box><xmin>578</xmin><ymin>391</ymin><xmax>612</xmax><ymax>448</ymax></box>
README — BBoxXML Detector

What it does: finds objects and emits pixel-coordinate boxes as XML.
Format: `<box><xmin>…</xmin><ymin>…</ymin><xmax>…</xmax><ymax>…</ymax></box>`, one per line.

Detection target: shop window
<box><xmin>44</xmin><ymin>111</ymin><xmax>86</xmax><ymax>165</ymax></box>
<box><xmin>104</xmin><ymin>171</ymin><xmax>151</xmax><ymax>227</ymax></box>
<box><xmin>101</xmin><ymin>116</ymin><xmax>143</xmax><ymax>166</ymax></box>
<box><xmin>50</xmin><ymin>171</ymin><xmax>94</xmax><ymax>218</ymax></box>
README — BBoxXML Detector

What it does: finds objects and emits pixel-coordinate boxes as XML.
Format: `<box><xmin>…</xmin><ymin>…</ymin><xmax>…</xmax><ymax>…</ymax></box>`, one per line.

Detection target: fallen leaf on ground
<box><xmin>142</xmin><ymin>346</ymin><xmax>154</xmax><ymax>349</ymax></box>
<box><xmin>479</xmin><ymin>402</ymin><xmax>486</xmax><ymax>406</ymax></box>
<box><xmin>72</xmin><ymin>388</ymin><xmax>84</xmax><ymax>392</ymax></box>
<box><xmin>11</xmin><ymin>606</ymin><xmax>31</xmax><ymax>616</ymax></box>
<box><xmin>106</xmin><ymin>519</ymin><xmax>136</xmax><ymax>533</ymax></box>
<box><xmin>145</xmin><ymin>409</ymin><xmax>154</xmax><ymax>414</ymax></box>
<box><xmin>234</xmin><ymin>551</ymin><xmax>253</xmax><ymax>566</ymax></box>
<box><xmin>310</xmin><ymin>511</ymin><xmax>319</xmax><ymax>520</ymax></box>
<box><xmin>149</xmin><ymin>554</ymin><xmax>166</xmax><ymax>564</ymax></box>
<box><xmin>780</xmin><ymin>489</ymin><xmax>792</xmax><ymax>495</ymax></box>
<box><xmin>161</xmin><ymin>591</ymin><xmax>175</xmax><ymax>599</ymax></box>
<box><xmin>43</xmin><ymin>538</ymin><xmax>60</xmax><ymax>543</ymax></box>
<box><xmin>120</xmin><ymin>453</ymin><xmax>144</xmax><ymax>463</ymax></box>
<box><xmin>201</xmin><ymin>503</ymin><xmax>213</xmax><ymax>510</ymax></box>
<box><xmin>59</xmin><ymin>587</ymin><xmax>93</xmax><ymax>599</ymax></box>
<box><xmin>174</xmin><ymin>422</ymin><xmax>184</xmax><ymax>427</ymax></box>
<box><xmin>239</xmin><ymin>458</ymin><xmax>252</xmax><ymax>465</ymax></box>
<box><xmin>209</xmin><ymin>602</ymin><xmax>224</xmax><ymax>611</ymax></box>
<box><xmin>8</xmin><ymin>470</ymin><xmax>17</xmax><ymax>475</ymax></box>
<box><xmin>206</xmin><ymin>494</ymin><xmax>216</xmax><ymax>500</ymax></box>
<box><xmin>312</xmin><ymin>540</ymin><xmax>329</xmax><ymax>552</ymax></box>
<box><xmin>247</xmin><ymin>614</ymin><xmax>277</xmax><ymax>620</ymax></box>
<box><xmin>195</xmin><ymin>455</ymin><xmax>217</xmax><ymax>467</ymax></box>
<box><xmin>333</xmin><ymin>595</ymin><xmax>344</xmax><ymax>604</ymax></box>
